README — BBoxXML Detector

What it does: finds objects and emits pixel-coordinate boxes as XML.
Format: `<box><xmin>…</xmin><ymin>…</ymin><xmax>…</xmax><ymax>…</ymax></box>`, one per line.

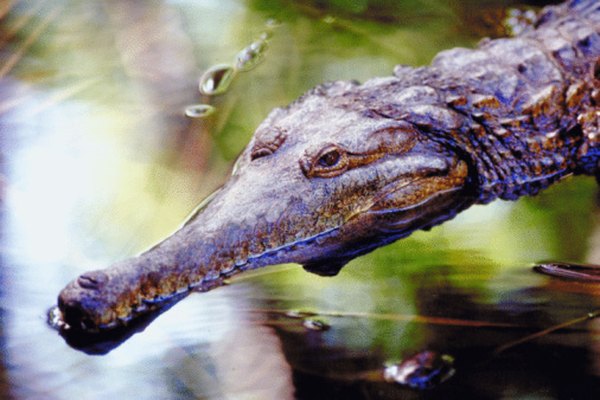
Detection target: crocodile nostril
<box><xmin>77</xmin><ymin>271</ymin><xmax>108</xmax><ymax>290</ymax></box>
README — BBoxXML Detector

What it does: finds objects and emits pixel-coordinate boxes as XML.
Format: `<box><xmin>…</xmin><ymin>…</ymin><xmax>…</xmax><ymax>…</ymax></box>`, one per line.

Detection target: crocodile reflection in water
<box><xmin>56</xmin><ymin>0</ymin><xmax>600</xmax><ymax>333</ymax></box>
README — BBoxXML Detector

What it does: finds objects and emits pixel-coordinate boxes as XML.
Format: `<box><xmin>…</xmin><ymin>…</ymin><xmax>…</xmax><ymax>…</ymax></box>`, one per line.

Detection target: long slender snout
<box><xmin>56</xmin><ymin>191</ymin><xmax>276</xmax><ymax>330</ymax></box>
<box><xmin>56</xmin><ymin>161</ymin><xmax>332</xmax><ymax>331</ymax></box>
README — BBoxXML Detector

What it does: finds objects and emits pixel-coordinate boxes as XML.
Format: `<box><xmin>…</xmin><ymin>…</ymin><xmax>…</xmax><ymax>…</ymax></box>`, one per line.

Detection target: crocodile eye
<box><xmin>302</xmin><ymin>144</ymin><xmax>349</xmax><ymax>178</ymax></box>
<box><xmin>318</xmin><ymin>149</ymin><xmax>341</xmax><ymax>167</ymax></box>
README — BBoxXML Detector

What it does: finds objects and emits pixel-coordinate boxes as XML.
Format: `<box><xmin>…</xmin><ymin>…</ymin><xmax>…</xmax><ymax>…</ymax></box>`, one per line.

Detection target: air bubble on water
<box><xmin>189</xmin><ymin>19</ymin><xmax>279</xmax><ymax>113</ymax></box>
<box><xmin>198</xmin><ymin>64</ymin><xmax>237</xmax><ymax>95</ymax></box>
<box><xmin>235</xmin><ymin>40</ymin><xmax>268</xmax><ymax>72</ymax></box>
<box><xmin>184</xmin><ymin>104</ymin><xmax>215</xmax><ymax>118</ymax></box>
<box><xmin>302</xmin><ymin>318</ymin><xmax>330</xmax><ymax>331</ymax></box>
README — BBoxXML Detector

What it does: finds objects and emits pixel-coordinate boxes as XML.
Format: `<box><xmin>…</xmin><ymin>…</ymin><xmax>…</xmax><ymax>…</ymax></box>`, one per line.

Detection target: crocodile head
<box><xmin>222</xmin><ymin>80</ymin><xmax>474</xmax><ymax>275</ymax></box>
<box><xmin>58</xmin><ymin>80</ymin><xmax>475</xmax><ymax>331</ymax></box>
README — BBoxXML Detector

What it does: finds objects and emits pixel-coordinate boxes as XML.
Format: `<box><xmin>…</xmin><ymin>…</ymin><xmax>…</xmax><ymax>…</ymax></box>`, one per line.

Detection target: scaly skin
<box><xmin>58</xmin><ymin>0</ymin><xmax>600</xmax><ymax>331</ymax></box>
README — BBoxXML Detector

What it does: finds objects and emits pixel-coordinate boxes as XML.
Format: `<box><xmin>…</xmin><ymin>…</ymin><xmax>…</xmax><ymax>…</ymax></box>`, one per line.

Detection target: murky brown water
<box><xmin>2</xmin><ymin>0</ymin><xmax>600</xmax><ymax>398</ymax></box>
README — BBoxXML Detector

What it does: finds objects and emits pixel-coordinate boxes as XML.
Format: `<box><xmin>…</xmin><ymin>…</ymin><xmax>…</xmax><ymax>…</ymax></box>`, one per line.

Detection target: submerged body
<box><xmin>58</xmin><ymin>0</ymin><xmax>600</xmax><ymax>331</ymax></box>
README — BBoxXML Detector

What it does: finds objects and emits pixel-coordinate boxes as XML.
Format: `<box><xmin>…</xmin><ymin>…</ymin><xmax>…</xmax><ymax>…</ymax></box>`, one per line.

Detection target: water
<box><xmin>302</xmin><ymin>318</ymin><xmax>331</xmax><ymax>331</ymax></box>
<box><xmin>198</xmin><ymin>64</ymin><xmax>237</xmax><ymax>95</ymax></box>
<box><xmin>184</xmin><ymin>103</ymin><xmax>216</xmax><ymax>118</ymax></box>
<box><xmin>235</xmin><ymin>39</ymin><xmax>268</xmax><ymax>72</ymax></box>
<box><xmin>2</xmin><ymin>0</ymin><xmax>600</xmax><ymax>399</ymax></box>
<box><xmin>192</xmin><ymin>20</ymin><xmax>275</xmax><ymax>116</ymax></box>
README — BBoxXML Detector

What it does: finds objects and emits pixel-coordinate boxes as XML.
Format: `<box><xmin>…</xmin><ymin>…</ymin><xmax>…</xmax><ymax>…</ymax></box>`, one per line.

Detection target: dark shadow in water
<box><xmin>55</xmin><ymin>293</ymin><xmax>188</xmax><ymax>355</ymax></box>
<box><xmin>263</xmin><ymin>266</ymin><xmax>600</xmax><ymax>399</ymax></box>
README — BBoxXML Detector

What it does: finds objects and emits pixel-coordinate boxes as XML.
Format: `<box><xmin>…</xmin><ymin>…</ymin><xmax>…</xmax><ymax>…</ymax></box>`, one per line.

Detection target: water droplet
<box><xmin>383</xmin><ymin>351</ymin><xmax>455</xmax><ymax>390</ymax></box>
<box><xmin>235</xmin><ymin>40</ymin><xmax>268</xmax><ymax>72</ymax></box>
<box><xmin>184</xmin><ymin>104</ymin><xmax>216</xmax><ymax>118</ymax></box>
<box><xmin>302</xmin><ymin>318</ymin><xmax>330</xmax><ymax>331</ymax></box>
<box><xmin>199</xmin><ymin>64</ymin><xmax>237</xmax><ymax>95</ymax></box>
<box><xmin>47</xmin><ymin>306</ymin><xmax>67</xmax><ymax>330</ymax></box>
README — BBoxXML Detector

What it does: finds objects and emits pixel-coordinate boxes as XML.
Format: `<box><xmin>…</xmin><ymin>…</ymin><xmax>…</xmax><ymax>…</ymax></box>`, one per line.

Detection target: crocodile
<box><xmin>57</xmin><ymin>0</ymin><xmax>600</xmax><ymax>332</ymax></box>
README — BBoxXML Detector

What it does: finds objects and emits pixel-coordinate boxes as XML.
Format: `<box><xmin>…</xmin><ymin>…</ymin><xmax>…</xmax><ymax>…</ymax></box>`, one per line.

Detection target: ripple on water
<box><xmin>302</xmin><ymin>318</ymin><xmax>330</xmax><ymax>331</ymax></box>
<box><xmin>383</xmin><ymin>350</ymin><xmax>455</xmax><ymax>390</ymax></box>
<box><xmin>46</xmin><ymin>305</ymin><xmax>66</xmax><ymax>330</ymax></box>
